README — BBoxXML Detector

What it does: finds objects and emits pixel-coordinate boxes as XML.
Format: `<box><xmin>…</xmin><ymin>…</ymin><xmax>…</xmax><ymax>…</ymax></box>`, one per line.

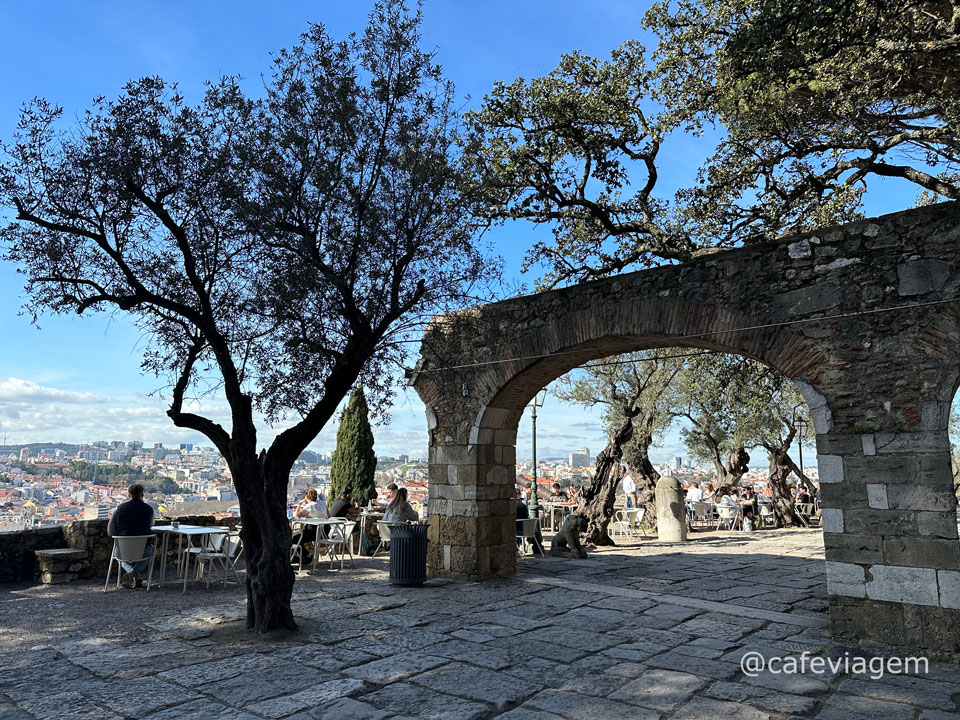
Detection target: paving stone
<box><xmin>602</xmin><ymin>640</ymin><xmax>672</xmax><ymax>662</ymax></box>
<box><xmin>360</xmin><ymin>681</ymin><xmax>488</xmax><ymax>720</ymax></box>
<box><xmin>246</xmin><ymin>678</ymin><xmax>366</xmax><ymax>718</ymax></box>
<box><xmin>518</xmin><ymin>626</ymin><xmax>620</xmax><ymax>653</ymax></box>
<box><xmin>494</xmin><ymin>634</ymin><xmax>589</xmax><ymax>663</ymax></box>
<box><xmin>83</xmin><ymin>677</ymin><xmax>201</xmax><ymax>717</ymax></box>
<box><xmin>492</xmin><ymin>709</ymin><xmax>563</xmax><ymax>720</ymax></box>
<box><xmin>604</xmin><ymin>661</ymin><xmax>649</xmax><ymax>678</ymax></box>
<box><xmin>358</xmin><ymin>628</ymin><xmax>449</xmax><ymax>657</ymax></box>
<box><xmin>671</xmin><ymin>696</ymin><xmax>771</xmax><ymax>720</ymax></box>
<box><xmin>609</xmin><ymin>668</ymin><xmax>707</xmax><ymax>712</ymax></box>
<box><xmin>704</xmin><ymin>680</ymin><xmax>816</xmax><ymax>715</ymax></box>
<box><xmin>305</xmin><ymin>697</ymin><xmax>394</xmax><ymax>720</ymax></box>
<box><xmin>139</xmin><ymin>699</ymin><xmax>263</xmax><ymax>720</ymax></box>
<box><xmin>743</xmin><ymin>667</ymin><xmax>831</xmax><ymax>695</ymax></box>
<box><xmin>815</xmin><ymin>692</ymin><xmax>917</xmax><ymax>720</ymax></box>
<box><xmin>837</xmin><ymin>675</ymin><xmax>960</xmax><ymax>711</ymax></box>
<box><xmin>343</xmin><ymin>654</ymin><xmax>448</xmax><ymax>684</ymax></box>
<box><xmin>270</xmin><ymin>644</ymin><xmax>378</xmax><ymax>672</ymax></box>
<box><xmin>524</xmin><ymin>689</ymin><xmax>659</xmax><ymax>720</ymax></box>
<box><xmin>589</xmin><ymin>597</ymin><xmax>656</xmax><ymax>613</ymax></box>
<box><xmin>674</xmin><ymin>617</ymin><xmax>751</xmax><ymax>642</ymax></box>
<box><xmin>642</xmin><ymin>604</ymin><xmax>701</xmax><ymax>622</ymax></box>
<box><xmin>199</xmin><ymin>659</ymin><xmax>326</xmax><ymax>704</ymax></box>
<box><xmin>8</xmin><ymin>691</ymin><xmax>123</xmax><ymax>720</ymax></box>
<box><xmin>157</xmin><ymin>652</ymin><xmax>277</xmax><ymax>686</ymax></box>
<box><xmin>421</xmin><ymin>639</ymin><xmax>515</xmax><ymax>670</ymax></box>
<box><xmin>644</xmin><ymin>649</ymin><xmax>740</xmax><ymax>680</ymax></box>
<box><xmin>409</xmin><ymin>662</ymin><xmax>541</xmax><ymax>710</ymax></box>
<box><xmin>919</xmin><ymin>711</ymin><xmax>960</xmax><ymax>720</ymax></box>
<box><xmin>557</xmin><ymin>672</ymin><xmax>629</xmax><ymax>696</ymax></box>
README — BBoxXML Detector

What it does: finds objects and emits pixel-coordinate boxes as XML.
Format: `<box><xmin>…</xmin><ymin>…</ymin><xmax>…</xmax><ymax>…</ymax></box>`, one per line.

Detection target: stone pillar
<box><xmin>655</xmin><ymin>475</ymin><xmax>687</xmax><ymax>543</ymax></box>
<box><xmin>818</xmin><ymin>425</ymin><xmax>960</xmax><ymax>652</ymax></box>
<box><xmin>426</xmin><ymin>440</ymin><xmax>518</xmax><ymax>580</ymax></box>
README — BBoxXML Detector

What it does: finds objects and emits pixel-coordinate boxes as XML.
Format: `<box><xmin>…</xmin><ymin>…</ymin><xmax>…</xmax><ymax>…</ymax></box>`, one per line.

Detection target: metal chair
<box><xmin>716</xmin><ymin>505</ymin><xmax>740</xmax><ymax>531</ymax></box>
<box><xmin>611</xmin><ymin>509</ymin><xmax>633</xmax><ymax>538</ymax></box>
<box><xmin>374</xmin><ymin>521</ymin><xmax>402</xmax><ymax>558</ymax></box>
<box><xmin>195</xmin><ymin>531</ymin><xmax>243</xmax><ymax>588</ymax></box>
<box><xmin>104</xmin><ymin>534</ymin><xmax>156</xmax><ymax>591</ymax></box>
<box><xmin>314</xmin><ymin>519</ymin><xmax>356</xmax><ymax>570</ymax></box>
<box><xmin>515</xmin><ymin>517</ymin><xmax>539</xmax><ymax>556</ymax></box>
<box><xmin>795</xmin><ymin>503</ymin><xmax>816</xmax><ymax>527</ymax></box>
<box><xmin>759</xmin><ymin>503</ymin><xmax>777</xmax><ymax>528</ymax></box>
<box><xmin>690</xmin><ymin>502</ymin><xmax>711</xmax><ymax>528</ymax></box>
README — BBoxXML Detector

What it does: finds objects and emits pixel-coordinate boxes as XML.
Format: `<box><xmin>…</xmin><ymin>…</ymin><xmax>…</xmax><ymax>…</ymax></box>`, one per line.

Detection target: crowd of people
<box><xmin>289</xmin><ymin>481</ymin><xmax>420</xmax><ymax>561</ymax></box>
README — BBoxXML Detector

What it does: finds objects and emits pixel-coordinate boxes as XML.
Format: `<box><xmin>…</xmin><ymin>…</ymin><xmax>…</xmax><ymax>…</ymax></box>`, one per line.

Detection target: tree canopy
<box><xmin>0</xmin><ymin>0</ymin><xmax>494</xmax><ymax>631</ymax></box>
<box><xmin>467</xmin><ymin>0</ymin><xmax>960</xmax><ymax>288</ymax></box>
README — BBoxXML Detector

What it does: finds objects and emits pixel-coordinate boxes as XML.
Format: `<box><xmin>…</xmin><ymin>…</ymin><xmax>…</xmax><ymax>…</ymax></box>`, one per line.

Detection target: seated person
<box><xmin>686</xmin><ymin>482</ymin><xmax>703</xmax><ymax>504</ymax></box>
<box><xmin>291</xmin><ymin>488</ymin><xmax>328</xmax><ymax>554</ymax></box>
<box><xmin>549</xmin><ymin>483</ymin><xmax>568</xmax><ymax>502</ymax></box>
<box><xmin>383</xmin><ymin>487</ymin><xmax>419</xmax><ymax>523</ymax></box>
<box><xmin>796</xmin><ymin>487</ymin><xmax>811</xmax><ymax>505</ymax></box>
<box><xmin>107</xmin><ymin>482</ymin><xmax>155</xmax><ymax>589</ymax></box>
<box><xmin>515</xmin><ymin>486</ymin><xmax>544</xmax><ymax>555</ymax></box>
<box><xmin>379</xmin><ymin>482</ymin><xmax>399</xmax><ymax>507</ymax></box>
<box><xmin>739</xmin><ymin>486</ymin><xmax>759</xmax><ymax>528</ymax></box>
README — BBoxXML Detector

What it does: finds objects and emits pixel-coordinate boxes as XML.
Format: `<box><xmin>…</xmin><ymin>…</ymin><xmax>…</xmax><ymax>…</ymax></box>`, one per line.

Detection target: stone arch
<box><xmin>412</xmin><ymin>202</ymin><xmax>960</xmax><ymax>652</ymax></box>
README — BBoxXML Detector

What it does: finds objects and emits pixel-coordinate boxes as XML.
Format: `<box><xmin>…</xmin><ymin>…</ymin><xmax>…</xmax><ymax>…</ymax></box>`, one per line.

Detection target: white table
<box><xmin>541</xmin><ymin>502</ymin><xmax>575</xmax><ymax>532</ymax></box>
<box><xmin>152</xmin><ymin>524</ymin><xmax>231</xmax><ymax>592</ymax></box>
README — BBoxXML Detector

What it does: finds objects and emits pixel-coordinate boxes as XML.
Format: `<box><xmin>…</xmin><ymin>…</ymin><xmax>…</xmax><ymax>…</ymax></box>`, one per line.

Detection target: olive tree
<box><xmin>0</xmin><ymin>1</ymin><xmax>492</xmax><ymax>631</ymax></box>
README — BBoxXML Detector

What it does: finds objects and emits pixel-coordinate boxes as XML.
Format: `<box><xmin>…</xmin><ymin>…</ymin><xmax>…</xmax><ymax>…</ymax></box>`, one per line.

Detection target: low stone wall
<box><xmin>0</xmin><ymin>515</ymin><xmax>239</xmax><ymax>584</ymax></box>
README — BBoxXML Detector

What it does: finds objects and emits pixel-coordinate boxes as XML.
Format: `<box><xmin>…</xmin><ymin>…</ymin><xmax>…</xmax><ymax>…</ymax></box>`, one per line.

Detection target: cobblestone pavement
<box><xmin>1</xmin><ymin>528</ymin><xmax>959</xmax><ymax>719</ymax></box>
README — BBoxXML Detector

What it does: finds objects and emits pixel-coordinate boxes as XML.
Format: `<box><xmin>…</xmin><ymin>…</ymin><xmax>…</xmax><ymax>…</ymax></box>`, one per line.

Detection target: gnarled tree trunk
<box><xmin>231</xmin><ymin>456</ymin><xmax>297</xmax><ymax>632</ymax></box>
<box><xmin>624</xmin><ymin>411</ymin><xmax>661</xmax><ymax>529</ymax></box>
<box><xmin>578</xmin><ymin>418</ymin><xmax>633</xmax><ymax>545</ymax></box>
<box><xmin>766</xmin><ymin>447</ymin><xmax>801</xmax><ymax>528</ymax></box>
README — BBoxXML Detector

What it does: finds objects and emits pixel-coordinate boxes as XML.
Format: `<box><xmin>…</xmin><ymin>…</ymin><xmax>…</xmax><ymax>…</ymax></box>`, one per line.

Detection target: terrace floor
<box><xmin>2</xmin><ymin>528</ymin><xmax>959</xmax><ymax>720</ymax></box>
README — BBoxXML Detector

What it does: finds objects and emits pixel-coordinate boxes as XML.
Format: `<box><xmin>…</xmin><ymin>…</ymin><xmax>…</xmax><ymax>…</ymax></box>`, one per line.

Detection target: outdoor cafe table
<box><xmin>151</xmin><ymin>524</ymin><xmax>231</xmax><ymax>593</ymax></box>
<box><xmin>291</xmin><ymin>516</ymin><xmax>352</xmax><ymax>572</ymax></box>
<box><xmin>541</xmin><ymin>502</ymin><xmax>575</xmax><ymax>532</ymax></box>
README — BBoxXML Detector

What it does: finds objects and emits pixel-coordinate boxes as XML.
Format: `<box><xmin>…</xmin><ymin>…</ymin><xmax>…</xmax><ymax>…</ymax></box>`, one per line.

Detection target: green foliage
<box><xmin>467</xmin><ymin>0</ymin><xmax>960</xmax><ymax>287</ymax></box>
<box><xmin>56</xmin><ymin>460</ymin><xmax>172</xmax><ymax>492</ymax></box>
<box><xmin>646</xmin><ymin>0</ymin><xmax>960</xmax><ymax>244</ymax></box>
<box><xmin>329</xmin><ymin>388</ymin><xmax>378</xmax><ymax>504</ymax></box>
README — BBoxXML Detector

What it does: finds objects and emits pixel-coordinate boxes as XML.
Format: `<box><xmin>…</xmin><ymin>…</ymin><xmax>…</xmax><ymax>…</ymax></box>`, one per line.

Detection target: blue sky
<box><xmin>0</xmin><ymin>2</ymin><xmax>918</xmax><ymax>462</ymax></box>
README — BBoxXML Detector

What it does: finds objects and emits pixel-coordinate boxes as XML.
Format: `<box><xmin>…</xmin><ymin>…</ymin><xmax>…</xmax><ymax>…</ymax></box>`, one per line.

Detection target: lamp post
<box><xmin>528</xmin><ymin>390</ymin><xmax>547</xmax><ymax>546</ymax></box>
<box><xmin>792</xmin><ymin>406</ymin><xmax>808</xmax><ymax>488</ymax></box>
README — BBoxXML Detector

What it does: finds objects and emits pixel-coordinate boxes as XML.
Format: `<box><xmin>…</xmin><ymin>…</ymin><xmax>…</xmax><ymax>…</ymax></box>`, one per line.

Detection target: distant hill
<box><xmin>0</xmin><ymin>442</ymin><xmax>81</xmax><ymax>456</ymax></box>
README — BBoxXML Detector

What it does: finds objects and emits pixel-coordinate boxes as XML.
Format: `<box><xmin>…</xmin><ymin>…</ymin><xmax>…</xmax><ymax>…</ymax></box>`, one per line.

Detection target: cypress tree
<box><xmin>329</xmin><ymin>388</ymin><xmax>378</xmax><ymax>504</ymax></box>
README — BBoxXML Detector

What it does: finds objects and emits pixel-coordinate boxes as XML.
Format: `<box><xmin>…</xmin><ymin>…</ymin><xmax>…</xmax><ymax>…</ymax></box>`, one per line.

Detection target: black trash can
<box><xmin>389</xmin><ymin>523</ymin><xmax>429</xmax><ymax>586</ymax></box>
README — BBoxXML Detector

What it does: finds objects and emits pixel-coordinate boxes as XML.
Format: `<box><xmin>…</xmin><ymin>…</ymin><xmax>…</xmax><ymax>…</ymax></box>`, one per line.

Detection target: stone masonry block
<box><xmin>821</xmin><ymin>508</ymin><xmax>844</xmax><ymax>533</ymax></box>
<box><xmin>468</xmin><ymin>427</ymin><xmax>494</xmax><ymax>445</ymax></box>
<box><xmin>883</xmin><ymin>538</ymin><xmax>960</xmax><ymax>570</ymax></box>
<box><xmin>842</xmin><ymin>455</ymin><xmax>917</xmax><ymax>484</ymax></box>
<box><xmin>823</xmin><ymin>533</ymin><xmax>884</xmax><ymax>564</ymax></box>
<box><xmin>887</xmin><ymin>485</ymin><xmax>956</xmax><ymax>512</ymax></box>
<box><xmin>447</xmin><ymin>465</ymin><xmax>458</xmax><ymax>484</ymax></box>
<box><xmin>874</xmin><ymin>432</ymin><xmax>950</xmax><ymax>454</ymax></box>
<box><xmin>921</xmin><ymin>400</ymin><xmax>951</xmax><ymax>431</ymax></box>
<box><xmin>825</xmin><ymin>561</ymin><xmax>866</xmax><ymax>598</ymax></box>
<box><xmin>918</xmin><ymin>511</ymin><xmax>960</xmax><ymax>539</ymax></box>
<box><xmin>937</xmin><ymin>570</ymin><xmax>960</xmax><ymax>609</ymax></box>
<box><xmin>843</xmin><ymin>509</ymin><xmax>918</xmax><ymax>536</ymax></box>
<box><xmin>866</xmin><ymin>484</ymin><xmax>888</xmax><ymax>509</ymax></box>
<box><xmin>818</xmin><ymin>455</ymin><xmax>843</xmax><ymax>484</ymax></box>
<box><xmin>429</xmin><ymin>464</ymin><xmax>449</xmax><ymax>485</ymax></box>
<box><xmin>484</xmin><ymin>465</ymin><xmax>509</xmax><ymax>485</ymax></box>
<box><xmin>861</xmin><ymin>434</ymin><xmax>877</xmax><ymax>456</ymax></box>
<box><xmin>456</xmin><ymin>465</ymin><xmax>478</xmax><ymax>486</ymax></box>
<box><xmin>865</xmin><ymin>564</ymin><xmax>939</xmax><ymax>606</ymax></box>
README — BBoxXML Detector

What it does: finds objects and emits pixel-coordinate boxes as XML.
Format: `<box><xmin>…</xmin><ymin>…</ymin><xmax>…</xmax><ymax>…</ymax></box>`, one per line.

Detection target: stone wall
<box><xmin>0</xmin><ymin>515</ymin><xmax>239</xmax><ymax>584</ymax></box>
<box><xmin>412</xmin><ymin>201</ymin><xmax>960</xmax><ymax>652</ymax></box>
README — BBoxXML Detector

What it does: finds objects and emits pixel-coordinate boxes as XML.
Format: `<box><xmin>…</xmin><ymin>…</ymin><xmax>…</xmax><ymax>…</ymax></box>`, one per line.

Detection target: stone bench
<box><xmin>34</xmin><ymin>548</ymin><xmax>90</xmax><ymax>584</ymax></box>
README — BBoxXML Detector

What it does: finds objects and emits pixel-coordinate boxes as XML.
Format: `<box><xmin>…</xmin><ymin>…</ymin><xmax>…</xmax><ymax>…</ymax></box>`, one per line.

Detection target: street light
<box><xmin>528</xmin><ymin>389</ymin><xmax>547</xmax><ymax>534</ymax></box>
<box><xmin>792</xmin><ymin>406</ymin><xmax>809</xmax><ymax>487</ymax></box>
